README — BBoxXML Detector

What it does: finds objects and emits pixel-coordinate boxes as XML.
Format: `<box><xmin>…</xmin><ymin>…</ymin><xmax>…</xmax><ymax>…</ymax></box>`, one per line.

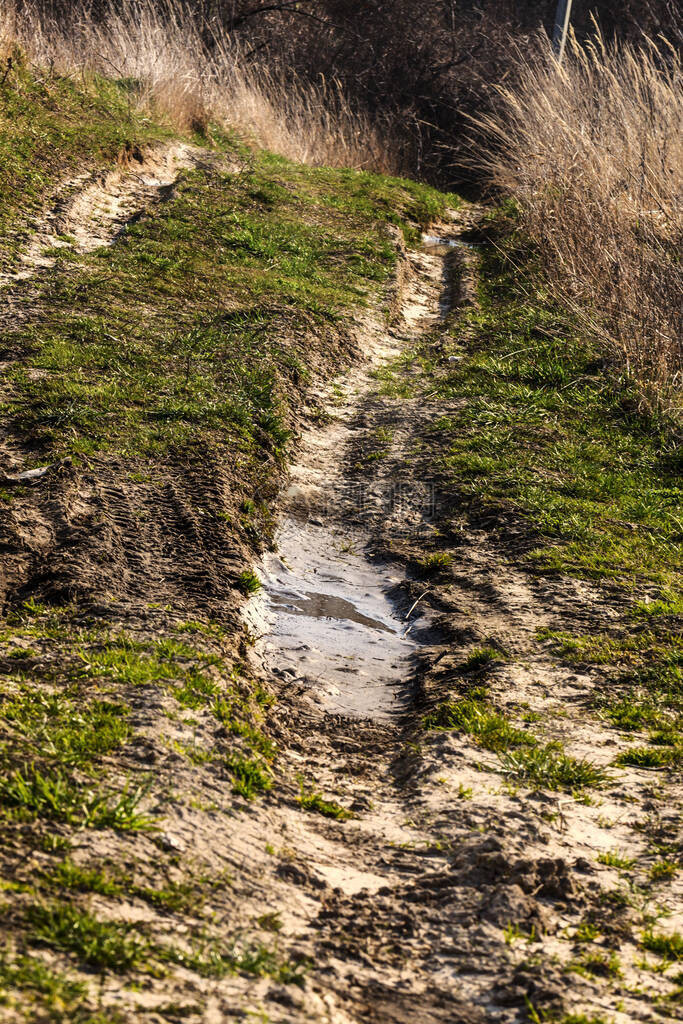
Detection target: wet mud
<box><xmin>245</xmin><ymin>518</ymin><xmax>422</xmax><ymax>719</ymax></box>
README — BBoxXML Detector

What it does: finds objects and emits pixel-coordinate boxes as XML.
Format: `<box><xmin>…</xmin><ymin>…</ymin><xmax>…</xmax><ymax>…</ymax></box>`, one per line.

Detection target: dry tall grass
<box><xmin>0</xmin><ymin>0</ymin><xmax>401</xmax><ymax>173</ymax></box>
<box><xmin>472</xmin><ymin>32</ymin><xmax>682</xmax><ymax>420</ymax></box>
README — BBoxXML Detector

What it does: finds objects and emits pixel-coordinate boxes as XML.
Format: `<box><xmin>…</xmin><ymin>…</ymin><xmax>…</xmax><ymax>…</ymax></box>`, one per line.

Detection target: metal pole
<box><xmin>552</xmin><ymin>0</ymin><xmax>573</xmax><ymax>62</ymax></box>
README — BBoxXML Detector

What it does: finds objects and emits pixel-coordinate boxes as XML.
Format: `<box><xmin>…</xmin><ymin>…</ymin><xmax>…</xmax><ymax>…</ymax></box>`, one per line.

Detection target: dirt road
<box><xmin>0</xmin><ymin>154</ymin><xmax>680</xmax><ymax>1024</ymax></box>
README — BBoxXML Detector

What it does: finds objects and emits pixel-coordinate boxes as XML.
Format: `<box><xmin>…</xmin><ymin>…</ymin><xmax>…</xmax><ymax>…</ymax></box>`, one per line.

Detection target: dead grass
<box><xmin>471</xmin><ymin>31</ymin><xmax>682</xmax><ymax>420</ymax></box>
<box><xmin>0</xmin><ymin>0</ymin><xmax>400</xmax><ymax>172</ymax></box>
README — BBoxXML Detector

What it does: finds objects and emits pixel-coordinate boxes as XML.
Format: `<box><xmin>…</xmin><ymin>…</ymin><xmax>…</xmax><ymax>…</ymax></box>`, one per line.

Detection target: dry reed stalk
<box><xmin>0</xmin><ymin>0</ymin><xmax>402</xmax><ymax>173</ymax></box>
<box><xmin>470</xmin><ymin>30</ymin><xmax>682</xmax><ymax>420</ymax></box>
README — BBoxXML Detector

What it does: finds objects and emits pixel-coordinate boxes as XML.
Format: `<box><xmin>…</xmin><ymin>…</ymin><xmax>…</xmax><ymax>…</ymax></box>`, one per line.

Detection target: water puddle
<box><xmin>270</xmin><ymin>590</ymin><xmax>394</xmax><ymax>634</ymax></box>
<box><xmin>421</xmin><ymin>233</ymin><xmax>475</xmax><ymax>254</ymax></box>
<box><xmin>243</xmin><ymin>520</ymin><xmax>423</xmax><ymax>720</ymax></box>
<box><xmin>422</xmin><ymin>233</ymin><xmax>459</xmax><ymax>251</ymax></box>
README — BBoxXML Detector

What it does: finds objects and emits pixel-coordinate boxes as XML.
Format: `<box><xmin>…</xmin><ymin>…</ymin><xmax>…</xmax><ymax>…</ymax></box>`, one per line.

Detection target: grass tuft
<box><xmin>236</xmin><ymin>570</ymin><xmax>262</xmax><ymax>596</ymax></box>
<box><xmin>27</xmin><ymin>903</ymin><xmax>148</xmax><ymax>972</ymax></box>
<box><xmin>615</xmin><ymin>746</ymin><xmax>682</xmax><ymax>770</ymax></box>
<box><xmin>460</xmin><ymin>646</ymin><xmax>503</xmax><ymax>671</ymax></box>
<box><xmin>649</xmin><ymin>861</ymin><xmax>679</xmax><ymax>883</ymax></box>
<box><xmin>568</xmin><ymin>949</ymin><xmax>622</xmax><ymax>979</ymax></box>
<box><xmin>0</xmin><ymin>767</ymin><xmax>156</xmax><ymax>831</ymax></box>
<box><xmin>298</xmin><ymin>782</ymin><xmax>353</xmax><ymax>820</ymax></box>
<box><xmin>158</xmin><ymin>937</ymin><xmax>305</xmax><ymax>985</ymax></box>
<box><xmin>417</xmin><ymin>552</ymin><xmax>453</xmax><ymax>577</ymax></box>
<box><xmin>641</xmin><ymin>929</ymin><xmax>683</xmax><ymax>962</ymax></box>
<box><xmin>0</xmin><ymin>949</ymin><xmax>86</xmax><ymax>1014</ymax></box>
<box><xmin>597</xmin><ymin>850</ymin><xmax>635</xmax><ymax>870</ymax></box>
<box><xmin>425</xmin><ymin>695</ymin><xmax>535</xmax><ymax>754</ymax></box>
<box><xmin>501</xmin><ymin>744</ymin><xmax>608</xmax><ymax>792</ymax></box>
<box><xmin>226</xmin><ymin>753</ymin><xmax>271</xmax><ymax>801</ymax></box>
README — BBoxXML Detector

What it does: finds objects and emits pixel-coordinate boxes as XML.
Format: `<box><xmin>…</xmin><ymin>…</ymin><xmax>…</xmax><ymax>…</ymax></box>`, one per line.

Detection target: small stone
<box><xmin>159</xmin><ymin>833</ymin><xmax>185</xmax><ymax>853</ymax></box>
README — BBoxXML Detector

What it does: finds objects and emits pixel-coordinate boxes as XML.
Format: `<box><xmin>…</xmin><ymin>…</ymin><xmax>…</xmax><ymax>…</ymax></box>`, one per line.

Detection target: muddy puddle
<box><xmin>421</xmin><ymin>232</ymin><xmax>474</xmax><ymax>254</ymax></box>
<box><xmin>422</xmin><ymin>233</ymin><xmax>458</xmax><ymax>250</ymax></box>
<box><xmin>244</xmin><ymin>520</ymin><xmax>424</xmax><ymax>720</ymax></box>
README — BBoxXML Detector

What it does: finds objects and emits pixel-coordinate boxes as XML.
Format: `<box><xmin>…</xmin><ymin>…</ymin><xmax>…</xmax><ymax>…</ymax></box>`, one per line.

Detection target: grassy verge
<box><xmin>0</xmin><ymin>600</ymin><xmax>275</xmax><ymax>827</ymax></box>
<box><xmin>541</xmin><ymin>626</ymin><xmax>682</xmax><ymax>770</ymax></box>
<box><xmin>0</xmin><ymin>599</ymin><xmax>291</xmax><ymax>1016</ymax></box>
<box><xmin>376</xmin><ymin>208</ymin><xmax>682</xmax><ymax>802</ymax></box>
<box><xmin>3</xmin><ymin>154</ymin><xmax>421</xmax><ymax>463</ymax></box>
<box><xmin>0</xmin><ymin>54</ymin><xmax>175</xmax><ymax>272</ymax></box>
<box><xmin>1</xmin><ymin>86</ymin><xmax>455</xmax><ymax>484</ymax></box>
<box><xmin>376</xmin><ymin>208</ymin><xmax>681</xmax><ymax>593</ymax></box>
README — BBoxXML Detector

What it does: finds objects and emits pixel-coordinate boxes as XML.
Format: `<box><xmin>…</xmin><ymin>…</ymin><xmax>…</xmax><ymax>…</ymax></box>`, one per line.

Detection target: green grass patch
<box><xmin>2</xmin><ymin>141</ymin><xmax>454</xmax><ymax>474</ymax></box>
<box><xmin>632</xmin><ymin>596</ymin><xmax>683</xmax><ymax>618</ymax></box>
<box><xmin>460</xmin><ymin>646</ymin><xmax>504</xmax><ymax>671</ymax></box>
<box><xmin>573</xmin><ymin>920</ymin><xmax>602</xmax><ymax>943</ymax></box>
<box><xmin>641</xmin><ymin>929</ymin><xmax>683</xmax><ymax>962</ymax></box>
<box><xmin>0</xmin><ymin>768</ymin><xmax>155</xmax><ymax>830</ymax></box>
<box><xmin>48</xmin><ymin>860</ymin><xmax>123</xmax><ymax>897</ymax></box>
<box><xmin>379</xmin><ymin>215</ymin><xmax>681</xmax><ymax>593</ymax></box>
<box><xmin>43</xmin><ymin>858</ymin><xmax>218</xmax><ymax>915</ymax></box>
<box><xmin>0</xmin><ymin>948</ymin><xmax>86</xmax><ymax>1015</ymax></box>
<box><xmin>226</xmin><ymin>753</ymin><xmax>271</xmax><ymax>800</ymax></box>
<box><xmin>501</xmin><ymin>744</ymin><xmax>607</xmax><ymax>792</ymax></box>
<box><xmin>22</xmin><ymin>898</ymin><xmax>306</xmax><ymax>986</ymax></box>
<box><xmin>597</xmin><ymin>850</ymin><xmax>635</xmax><ymax>870</ymax></box>
<box><xmin>27</xmin><ymin>902</ymin><xmax>148</xmax><ymax>972</ymax></box>
<box><xmin>297</xmin><ymin>782</ymin><xmax>353</xmax><ymax>820</ymax></box>
<box><xmin>0</xmin><ymin>686</ymin><xmax>130</xmax><ymax>766</ymax></box>
<box><xmin>158</xmin><ymin>936</ymin><xmax>306</xmax><ymax>985</ymax></box>
<box><xmin>0</xmin><ymin>59</ymin><xmax>172</xmax><ymax>271</ymax></box>
<box><xmin>0</xmin><ymin>608</ymin><xmax>277</xmax><ymax>836</ymax></box>
<box><xmin>568</xmin><ymin>949</ymin><xmax>622</xmax><ymax>979</ymax></box>
<box><xmin>425</xmin><ymin>694</ymin><xmax>536</xmax><ymax>754</ymax></box>
<box><xmin>615</xmin><ymin>745</ymin><xmax>682</xmax><ymax>769</ymax></box>
<box><xmin>650</xmin><ymin>860</ymin><xmax>679</xmax><ymax>882</ymax></box>
<box><xmin>136</xmin><ymin>880</ymin><xmax>203</xmax><ymax>914</ymax></box>
<box><xmin>236</xmin><ymin>570</ymin><xmax>262</xmax><ymax>595</ymax></box>
<box><xmin>540</xmin><ymin>627</ymin><xmax>682</xmax><ymax>746</ymax></box>
<box><xmin>539</xmin><ymin>628</ymin><xmax>683</xmax><ymax>670</ymax></box>
<box><xmin>417</xmin><ymin>552</ymin><xmax>453</xmax><ymax>577</ymax></box>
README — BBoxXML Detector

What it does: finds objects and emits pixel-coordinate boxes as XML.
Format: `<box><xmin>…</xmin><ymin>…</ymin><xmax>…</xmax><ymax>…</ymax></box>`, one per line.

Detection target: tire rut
<box><xmin>242</xmin><ymin>213</ymin><xmax>680</xmax><ymax>1024</ymax></box>
<box><xmin>0</xmin><ymin>141</ymin><xmax>204</xmax><ymax>287</ymax></box>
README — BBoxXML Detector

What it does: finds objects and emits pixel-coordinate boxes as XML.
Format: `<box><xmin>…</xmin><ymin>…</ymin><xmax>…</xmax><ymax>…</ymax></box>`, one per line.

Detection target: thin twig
<box><xmin>402</xmin><ymin>590</ymin><xmax>431</xmax><ymax>636</ymax></box>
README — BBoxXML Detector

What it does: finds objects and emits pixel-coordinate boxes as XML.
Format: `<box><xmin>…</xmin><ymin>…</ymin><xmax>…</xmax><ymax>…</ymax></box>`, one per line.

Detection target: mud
<box><xmin>242</xmin><ymin>234</ymin><xmax>451</xmax><ymax>723</ymax></box>
<box><xmin>245</xmin><ymin>518</ymin><xmax>421</xmax><ymax>719</ymax></box>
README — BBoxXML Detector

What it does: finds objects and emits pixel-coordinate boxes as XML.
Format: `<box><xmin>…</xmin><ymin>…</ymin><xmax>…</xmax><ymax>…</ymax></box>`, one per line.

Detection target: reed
<box><xmin>471</xmin><ymin>31</ymin><xmax>682</xmax><ymax>419</ymax></box>
<box><xmin>0</xmin><ymin>0</ymin><xmax>402</xmax><ymax>172</ymax></box>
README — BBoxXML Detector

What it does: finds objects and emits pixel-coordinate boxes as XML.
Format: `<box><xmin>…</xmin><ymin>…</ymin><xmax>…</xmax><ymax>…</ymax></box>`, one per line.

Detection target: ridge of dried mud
<box><xmin>0</xmin><ymin>164</ymin><xmax>680</xmax><ymax>1024</ymax></box>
